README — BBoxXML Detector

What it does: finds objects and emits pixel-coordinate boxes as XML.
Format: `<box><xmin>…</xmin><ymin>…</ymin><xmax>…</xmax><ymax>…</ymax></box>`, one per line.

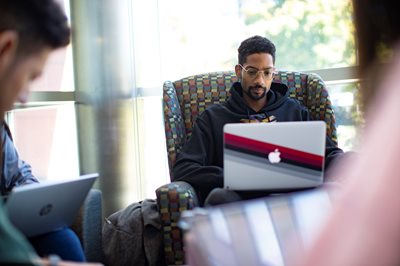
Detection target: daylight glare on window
<box><xmin>159</xmin><ymin>0</ymin><xmax>355</xmax><ymax>81</ymax></box>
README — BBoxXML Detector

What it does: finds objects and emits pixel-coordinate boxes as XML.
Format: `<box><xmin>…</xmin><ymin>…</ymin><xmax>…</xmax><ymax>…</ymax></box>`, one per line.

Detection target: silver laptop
<box><xmin>223</xmin><ymin>121</ymin><xmax>326</xmax><ymax>190</ymax></box>
<box><xmin>180</xmin><ymin>187</ymin><xmax>334</xmax><ymax>266</ymax></box>
<box><xmin>5</xmin><ymin>173</ymin><xmax>99</xmax><ymax>237</ymax></box>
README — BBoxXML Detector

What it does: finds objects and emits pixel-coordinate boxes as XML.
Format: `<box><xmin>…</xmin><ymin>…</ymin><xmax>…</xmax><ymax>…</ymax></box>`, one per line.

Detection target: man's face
<box><xmin>235</xmin><ymin>53</ymin><xmax>275</xmax><ymax>103</ymax></box>
<box><xmin>0</xmin><ymin>32</ymin><xmax>51</xmax><ymax>114</ymax></box>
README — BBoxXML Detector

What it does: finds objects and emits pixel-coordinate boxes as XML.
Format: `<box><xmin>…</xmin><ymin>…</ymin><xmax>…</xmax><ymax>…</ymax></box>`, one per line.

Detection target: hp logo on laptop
<box><xmin>39</xmin><ymin>204</ymin><xmax>53</xmax><ymax>216</ymax></box>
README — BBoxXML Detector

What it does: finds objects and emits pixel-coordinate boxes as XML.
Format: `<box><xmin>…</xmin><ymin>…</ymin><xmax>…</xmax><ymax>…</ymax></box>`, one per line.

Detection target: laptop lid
<box><xmin>223</xmin><ymin>121</ymin><xmax>326</xmax><ymax>191</ymax></box>
<box><xmin>181</xmin><ymin>187</ymin><xmax>334</xmax><ymax>266</ymax></box>
<box><xmin>5</xmin><ymin>173</ymin><xmax>99</xmax><ymax>237</ymax></box>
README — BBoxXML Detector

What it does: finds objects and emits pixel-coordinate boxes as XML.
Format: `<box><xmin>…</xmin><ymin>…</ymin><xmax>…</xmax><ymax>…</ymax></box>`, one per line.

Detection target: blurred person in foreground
<box><xmin>298</xmin><ymin>0</ymin><xmax>400</xmax><ymax>265</ymax></box>
<box><xmin>0</xmin><ymin>0</ymin><xmax>102</xmax><ymax>265</ymax></box>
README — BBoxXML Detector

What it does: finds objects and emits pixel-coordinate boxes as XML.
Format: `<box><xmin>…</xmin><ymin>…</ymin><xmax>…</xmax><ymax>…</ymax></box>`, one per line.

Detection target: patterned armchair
<box><xmin>155</xmin><ymin>70</ymin><xmax>337</xmax><ymax>265</ymax></box>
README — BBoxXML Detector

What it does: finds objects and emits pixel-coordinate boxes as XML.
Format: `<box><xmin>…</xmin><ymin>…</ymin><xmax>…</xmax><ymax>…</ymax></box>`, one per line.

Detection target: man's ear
<box><xmin>235</xmin><ymin>64</ymin><xmax>242</xmax><ymax>80</ymax></box>
<box><xmin>0</xmin><ymin>31</ymin><xmax>19</xmax><ymax>73</ymax></box>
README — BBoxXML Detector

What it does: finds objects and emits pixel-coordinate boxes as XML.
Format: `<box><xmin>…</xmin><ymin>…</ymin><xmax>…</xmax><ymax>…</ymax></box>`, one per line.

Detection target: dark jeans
<box><xmin>29</xmin><ymin>227</ymin><xmax>85</xmax><ymax>261</ymax></box>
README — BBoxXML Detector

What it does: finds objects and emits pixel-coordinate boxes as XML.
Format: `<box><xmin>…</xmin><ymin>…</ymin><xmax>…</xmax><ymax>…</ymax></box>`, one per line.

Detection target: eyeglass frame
<box><xmin>238</xmin><ymin>64</ymin><xmax>276</xmax><ymax>80</ymax></box>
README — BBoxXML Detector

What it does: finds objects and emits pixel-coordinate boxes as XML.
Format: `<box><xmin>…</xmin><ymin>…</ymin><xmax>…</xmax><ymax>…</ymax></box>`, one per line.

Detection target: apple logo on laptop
<box><xmin>268</xmin><ymin>149</ymin><xmax>281</xmax><ymax>163</ymax></box>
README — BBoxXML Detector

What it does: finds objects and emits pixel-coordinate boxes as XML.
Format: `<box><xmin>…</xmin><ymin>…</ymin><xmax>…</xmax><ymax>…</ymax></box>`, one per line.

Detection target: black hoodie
<box><xmin>172</xmin><ymin>81</ymin><xmax>343</xmax><ymax>204</ymax></box>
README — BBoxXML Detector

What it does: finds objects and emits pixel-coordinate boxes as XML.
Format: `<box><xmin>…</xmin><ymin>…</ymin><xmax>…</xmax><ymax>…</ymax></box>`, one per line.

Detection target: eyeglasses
<box><xmin>238</xmin><ymin>64</ymin><xmax>275</xmax><ymax>80</ymax></box>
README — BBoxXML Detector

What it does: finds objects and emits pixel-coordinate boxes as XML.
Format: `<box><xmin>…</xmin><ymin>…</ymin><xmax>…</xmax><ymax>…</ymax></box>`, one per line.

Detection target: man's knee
<box><xmin>204</xmin><ymin>188</ymin><xmax>242</xmax><ymax>206</ymax></box>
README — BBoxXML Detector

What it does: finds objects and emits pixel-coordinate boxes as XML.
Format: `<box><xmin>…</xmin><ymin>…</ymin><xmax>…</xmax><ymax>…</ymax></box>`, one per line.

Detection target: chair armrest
<box><xmin>71</xmin><ymin>188</ymin><xmax>103</xmax><ymax>263</ymax></box>
<box><xmin>156</xmin><ymin>181</ymin><xmax>199</xmax><ymax>265</ymax></box>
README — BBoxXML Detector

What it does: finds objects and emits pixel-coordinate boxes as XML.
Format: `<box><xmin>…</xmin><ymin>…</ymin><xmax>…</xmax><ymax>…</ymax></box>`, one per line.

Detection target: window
<box><xmin>6</xmin><ymin>0</ymin><xmax>78</xmax><ymax>181</ymax></box>
<box><xmin>330</xmin><ymin>82</ymin><xmax>362</xmax><ymax>151</ymax></box>
<box><xmin>158</xmin><ymin>0</ymin><xmax>355</xmax><ymax>80</ymax></box>
<box><xmin>9</xmin><ymin>0</ymin><xmax>359</xmax><ymax>199</ymax></box>
<box><xmin>7</xmin><ymin>104</ymin><xmax>79</xmax><ymax>180</ymax></box>
<box><xmin>134</xmin><ymin>0</ymin><xmax>359</xmax><ymax>196</ymax></box>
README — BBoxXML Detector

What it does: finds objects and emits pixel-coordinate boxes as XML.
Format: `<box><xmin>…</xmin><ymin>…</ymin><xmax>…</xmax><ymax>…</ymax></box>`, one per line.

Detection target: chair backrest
<box><xmin>163</xmin><ymin>70</ymin><xmax>337</xmax><ymax>179</ymax></box>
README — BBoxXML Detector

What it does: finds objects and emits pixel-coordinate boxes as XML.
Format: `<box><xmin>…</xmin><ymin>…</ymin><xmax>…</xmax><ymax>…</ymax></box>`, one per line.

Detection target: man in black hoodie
<box><xmin>172</xmin><ymin>35</ymin><xmax>344</xmax><ymax>206</ymax></box>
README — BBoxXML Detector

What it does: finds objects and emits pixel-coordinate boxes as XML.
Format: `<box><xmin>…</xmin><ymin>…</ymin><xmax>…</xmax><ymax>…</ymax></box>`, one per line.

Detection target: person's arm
<box><xmin>299</xmin><ymin>106</ymin><xmax>345</xmax><ymax>174</ymax></box>
<box><xmin>324</xmin><ymin>136</ymin><xmax>345</xmax><ymax>171</ymax></box>
<box><xmin>1</xmin><ymin>123</ymin><xmax>38</xmax><ymax>195</ymax></box>
<box><xmin>172</xmin><ymin>112</ymin><xmax>223</xmax><ymax>205</ymax></box>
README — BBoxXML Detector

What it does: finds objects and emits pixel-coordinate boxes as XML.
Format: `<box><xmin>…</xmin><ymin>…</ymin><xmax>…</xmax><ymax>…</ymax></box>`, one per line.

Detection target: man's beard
<box><xmin>244</xmin><ymin>85</ymin><xmax>267</xmax><ymax>101</ymax></box>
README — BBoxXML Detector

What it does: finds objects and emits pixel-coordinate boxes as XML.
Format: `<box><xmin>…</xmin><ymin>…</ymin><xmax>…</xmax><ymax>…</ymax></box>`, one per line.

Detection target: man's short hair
<box><xmin>238</xmin><ymin>35</ymin><xmax>276</xmax><ymax>65</ymax></box>
<box><xmin>0</xmin><ymin>0</ymin><xmax>70</xmax><ymax>56</ymax></box>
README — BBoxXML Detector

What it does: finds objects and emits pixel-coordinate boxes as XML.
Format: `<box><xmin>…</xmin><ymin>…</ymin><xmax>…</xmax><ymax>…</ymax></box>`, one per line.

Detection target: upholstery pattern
<box><xmin>157</xmin><ymin>70</ymin><xmax>338</xmax><ymax>265</ymax></box>
<box><xmin>156</xmin><ymin>181</ymin><xmax>198</xmax><ymax>265</ymax></box>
